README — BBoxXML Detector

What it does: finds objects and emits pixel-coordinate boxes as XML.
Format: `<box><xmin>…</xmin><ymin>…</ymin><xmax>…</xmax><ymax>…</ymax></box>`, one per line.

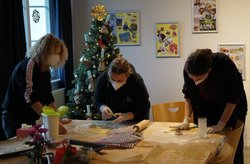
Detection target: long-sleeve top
<box><xmin>95</xmin><ymin>69</ymin><xmax>150</xmax><ymax>121</ymax></box>
<box><xmin>2</xmin><ymin>58</ymin><xmax>54</xmax><ymax>124</ymax></box>
<box><xmin>182</xmin><ymin>53</ymin><xmax>247</xmax><ymax>126</ymax></box>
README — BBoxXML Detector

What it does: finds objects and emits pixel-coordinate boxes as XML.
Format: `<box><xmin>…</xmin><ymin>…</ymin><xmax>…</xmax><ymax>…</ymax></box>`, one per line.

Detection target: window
<box><xmin>22</xmin><ymin>0</ymin><xmax>62</xmax><ymax>88</ymax></box>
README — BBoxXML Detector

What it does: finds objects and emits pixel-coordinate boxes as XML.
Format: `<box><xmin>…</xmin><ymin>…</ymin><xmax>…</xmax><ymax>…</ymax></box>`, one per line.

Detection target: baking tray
<box><xmin>0</xmin><ymin>138</ymin><xmax>33</xmax><ymax>157</ymax></box>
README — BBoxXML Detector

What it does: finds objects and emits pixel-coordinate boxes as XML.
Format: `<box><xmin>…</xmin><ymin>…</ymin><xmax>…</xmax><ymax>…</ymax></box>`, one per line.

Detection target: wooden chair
<box><xmin>223</xmin><ymin>120</ymin><xmax>244</xmax><ymax>164</ymax></box>
<box><xmin>152</xmin><ymin>101</ymin><xmax>186</xmax><ymax>122</ymax></box>
<box><xmin>216</xmin><ymin>143</ymin><xmax>233</xmax><ymax>164</ymax></box>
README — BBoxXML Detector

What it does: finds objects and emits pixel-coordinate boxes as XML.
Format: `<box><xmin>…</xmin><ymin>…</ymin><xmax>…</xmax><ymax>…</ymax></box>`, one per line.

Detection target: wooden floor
<box><xmin>244</xmin><ymin>146</ymin><xmax>250</xmax><ymax>163</ymax></box>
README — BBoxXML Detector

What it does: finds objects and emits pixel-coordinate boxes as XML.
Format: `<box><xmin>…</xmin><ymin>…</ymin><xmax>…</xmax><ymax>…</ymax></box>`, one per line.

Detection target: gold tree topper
<box><xmin>91</xmin><ymin>4</ymin><xmax>108</xmax><ymax>21</ymax></box>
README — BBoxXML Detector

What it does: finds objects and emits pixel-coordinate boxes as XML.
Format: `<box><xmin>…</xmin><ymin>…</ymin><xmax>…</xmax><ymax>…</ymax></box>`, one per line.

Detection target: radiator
<box><xmin>52</xmin><ymin>88</ymin><xmax>65</xmax><ymax>107</ymax></box>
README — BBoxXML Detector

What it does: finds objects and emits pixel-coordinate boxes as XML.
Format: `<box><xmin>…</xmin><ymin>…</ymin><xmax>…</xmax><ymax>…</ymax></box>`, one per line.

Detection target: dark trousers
<box><xmin>234</xmin><ymin>127</ymin><xmax>244</xmax><ymax>164</ymax></box>
<box><xmin>233</xmin><ymin>115</ymin><xmax>246</xmax><ymax>164</ymax></box>
<box><xmin>1</xmin><ymin>110</ymin><xmax>18</xmax><ymax>139</ymax></box>
<box><xmin>2</xmin><ymin>110</ymin><xmax>36</xmax><ymax>139</ymax></box>
<box><xmin>0</xmin><ymin>120</ymin><xmax>7</xmax><ymax>141</ymax></box>
<box><xmin>0</xmin><ymin>107</ymin><xmax>7</xmax><ymax>140</ymax></box>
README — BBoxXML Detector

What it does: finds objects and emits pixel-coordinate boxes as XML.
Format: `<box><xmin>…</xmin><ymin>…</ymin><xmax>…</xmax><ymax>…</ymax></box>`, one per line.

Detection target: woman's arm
<box><xmin>30</xmin><ymin>101</ymin><xmax>44</xmax><ymax>115</ymax></box>
<box><xmin>184</xmin><ymin>98</ymin><xmax>193</xmax><ymax>118</ymax></box>
<box><xmin>220</xmin><ymin>102</ymin><xmax>236</xmax><ymax>126</ymax></box>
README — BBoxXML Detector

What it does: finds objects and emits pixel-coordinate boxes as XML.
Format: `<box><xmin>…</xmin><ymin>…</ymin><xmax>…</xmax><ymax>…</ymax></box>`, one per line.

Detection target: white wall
<box><xmin>71</xmin><ymin>0</ymin><xmax>250</xmax><ymax>146</ymax></box>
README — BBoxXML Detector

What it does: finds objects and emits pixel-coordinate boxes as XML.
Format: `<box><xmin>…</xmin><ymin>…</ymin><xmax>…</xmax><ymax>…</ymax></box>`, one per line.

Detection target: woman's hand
<box><xmin>112</xmin><ymin>113</ymin><xmax>130</xmax><ymax>123</ymax></box>
<box><xmin>59</xmin><ymin>122</ymin><xmax>67</xmax><ymax>134</ymax></box>
<box><xmin>101</xmin><ymin>106</ymin><xmax>113</xmax><ymax>120</ymax></box>
<box><xmin>60</xmin><ymin>118</ymin><xmax>71</xmax><ymax>124</ymax></box>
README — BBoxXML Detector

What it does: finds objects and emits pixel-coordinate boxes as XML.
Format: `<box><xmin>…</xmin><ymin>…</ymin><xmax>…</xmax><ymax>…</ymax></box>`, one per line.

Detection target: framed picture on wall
<box><xmin>108</xmin><ymin>10</ymin><xmax>140</xmax><ymax>46</ymax></box>
<box><xmin>192</xmin><ymin>0</ymin><xmax>218</xmax><ymax>33</ymax></box>
<box><xmin>155</xmin><ymin>22</ymin><xmax>180</xmax><ymax>57</ymax></box>
<box><xmin>218</xmin><ymin>43</ymin><xmax>246</xmax><ymax>80</ymax></box>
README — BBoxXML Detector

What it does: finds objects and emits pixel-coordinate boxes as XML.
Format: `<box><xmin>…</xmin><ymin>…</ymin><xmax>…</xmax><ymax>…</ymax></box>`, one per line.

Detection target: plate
<box><xmin>69</xmin><ymin>139</ymin><xmax>106</xmax><ymax>152</ymax></box>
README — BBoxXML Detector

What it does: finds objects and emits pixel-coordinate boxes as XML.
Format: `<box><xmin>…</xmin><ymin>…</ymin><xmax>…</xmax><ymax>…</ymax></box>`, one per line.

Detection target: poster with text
<box><xmin>219</xmin><ymin>43</ymin><xmax>246</xmax><ymax>80</ymax></box>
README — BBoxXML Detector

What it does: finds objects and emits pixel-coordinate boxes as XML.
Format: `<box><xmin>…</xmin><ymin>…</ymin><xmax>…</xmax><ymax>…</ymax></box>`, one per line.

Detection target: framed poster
<box><xmin>109</xmin><ymin>10</ymin><xmax>140</xmax><ymax>46</ymax></box>
<box><xmin>218</xmin><ymin>43</ymin><xmax>246</xmax><ymax>80</ymax></box>
<box><xmin>192</xmin><ymin>0</ymin><xmax>218</xmax><ymax>33</ymax></box>
<box><xmin>155</xmin><ymin>22</ymin><xmax>180</xmax><ymax>57</ymax></box>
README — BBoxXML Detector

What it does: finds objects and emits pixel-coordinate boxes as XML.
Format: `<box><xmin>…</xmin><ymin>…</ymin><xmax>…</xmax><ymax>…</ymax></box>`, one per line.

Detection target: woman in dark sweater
<box><xmin>179</xmin><ymin>49</ymin><xmax>247</xmax><ymax>164</ymax></box>
<box><xmin>95</xmin><ymin>57</ymin><xmax>150</xmax><ymax>123</ymax></box>
<box><xmin>2</xmin><ymin>34</ymin><xmax>69</xmax><ymax>139</ymax></box>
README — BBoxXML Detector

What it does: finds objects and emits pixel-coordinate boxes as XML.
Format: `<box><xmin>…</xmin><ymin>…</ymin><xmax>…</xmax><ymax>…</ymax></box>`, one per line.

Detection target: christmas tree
<box><xmin>67</xmin><ymin>4</ymin><xmax>120</xmax><ymax>120</ymax></box>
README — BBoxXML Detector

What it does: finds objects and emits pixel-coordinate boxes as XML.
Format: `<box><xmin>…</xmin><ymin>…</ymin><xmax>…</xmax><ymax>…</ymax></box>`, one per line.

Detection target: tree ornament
<box><xmin>86</xmin><ymin>105</ymin><xmax>92</xmax><ymax>118</ymax></box>
<box><xmin>84</xmin><ymin>33</ymin><xmax>89</xmax><ymax>46</ymax></box>
<box><xmin>98</xmin><ymin>35</ymin><xmax>106</xmax><ymax>48</ymax></box>
<box><xmin>91</xmin><ymin>4</ymin><xmax>107</xmax><ymax>21</ymax></box>
<box><xmin>101</xmin><ymin>48</ymin><xmax>105</xmax><ymax>59</ymax></box>
<box><xmin>88</xmin><ymin>83</ymin><xmax>94</xmax><ymax>92</ymax></box>
<box><xmin>80</xmin><ymin>56</ymin><xmax>85</xmax><ymax>63</ymax></box>
<box><xmin>105</xmin><ymin>14</ymin><xmax>111</xmax><ymax>23</ymax></box>
<box><xmin>84</xmin><ymin>61</ymin><xmax>91</xmax><ymax>68</ymax></box>
<box><xmin>87</xmin><ymin>70</ymin><xmax>95</xmax><ymax>92</ymax></box>
<box><xmin>74</xmin><ymin>95</ymin><xmax>80</xmax><ymax>105</ymax></box>
<box><xmin>99</xmin><ymin>24</ymin><xmax>109</xmax><ymax>34</ymax></box>
<box><xmin>98</xmin><ymin>60</ymin><xmax>106</xmax><ymax>72</ymax></box>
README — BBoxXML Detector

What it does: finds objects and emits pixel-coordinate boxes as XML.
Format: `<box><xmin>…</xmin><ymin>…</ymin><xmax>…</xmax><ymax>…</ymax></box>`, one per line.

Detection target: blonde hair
<box><xmin>108</xmin><ymin>57</ymin><xmax>133</xmax><ymax>76</ymax></box>
<box><xmin>26</xmin><ymin>34</ymin><xmax>68</xmax><ymax>72</ymax></box>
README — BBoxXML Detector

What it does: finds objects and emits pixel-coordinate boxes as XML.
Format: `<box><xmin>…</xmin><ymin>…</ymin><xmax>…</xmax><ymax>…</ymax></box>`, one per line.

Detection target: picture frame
<box><xmin>192</xmin><ymin>0</ymin><xmax>218</xmax><ymax>33</ymax></box>
<box><xmin>109</xmin><ymin>10</ymin><xmax>140</xmax><ymax>46</ymax></box>
<box><xmin>155</xmin><ymin>22</ymin><xmax>180</xmax><ymax>58</ymax></box>
<box><xmin>218</xmin><ymin>43</ymin><xmax>246</xmax><ymax>80</ymax></box>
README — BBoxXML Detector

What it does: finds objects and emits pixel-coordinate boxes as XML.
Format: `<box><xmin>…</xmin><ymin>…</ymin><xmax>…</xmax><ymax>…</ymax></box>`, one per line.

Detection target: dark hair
<box><xmin>185</xmin><ymin>49</ymin><xmax>213</xmax><ymax>75</ymax></box>
<box><xmin>108</xmin><ymin>57</ymin><xmax>132</xmax><ymax>75</ymax></box>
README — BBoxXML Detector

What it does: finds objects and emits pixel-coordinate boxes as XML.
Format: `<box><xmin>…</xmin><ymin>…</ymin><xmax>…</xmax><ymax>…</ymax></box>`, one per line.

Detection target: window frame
<box><xmin>22</xmin><ymin>0</ymin><xmax>63</xmax><ymax>90</ymax></box>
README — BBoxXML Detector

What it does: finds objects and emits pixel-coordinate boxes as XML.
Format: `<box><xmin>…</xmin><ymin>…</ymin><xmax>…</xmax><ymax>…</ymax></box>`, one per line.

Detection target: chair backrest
<box><xmin>224</xmin><ymin>120</ymin><xmax>244</xmax><ymax>164</ymax></box>
<box><xmin>152</xmin><ymin>101</ymin><xmax>185</xmax><ymax>122</ymax></box>
<box><xmin>216</xmin><ymin>143</ymin><xmax>233</xmax><ymax>164</ymax></box>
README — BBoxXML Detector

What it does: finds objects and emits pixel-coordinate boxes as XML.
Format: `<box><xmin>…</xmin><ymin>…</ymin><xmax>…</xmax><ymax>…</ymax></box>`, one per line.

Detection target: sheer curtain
<box><xmin>0</xmin><ymin>0</ymin><xmax>26</xmax><ymax>140</ymax></box>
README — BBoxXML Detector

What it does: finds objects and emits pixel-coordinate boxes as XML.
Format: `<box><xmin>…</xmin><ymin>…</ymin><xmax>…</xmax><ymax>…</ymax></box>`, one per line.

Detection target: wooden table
<box><xmin>0</xmin><ymin>120</ymin><xmax>224</xmax><ymax>164</ymax></box>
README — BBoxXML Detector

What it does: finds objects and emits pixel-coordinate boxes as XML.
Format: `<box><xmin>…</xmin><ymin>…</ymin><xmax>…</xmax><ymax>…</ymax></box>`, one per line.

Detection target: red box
<box><xmin>16</xmin><ymin>127</ymin><xmax>35</xmax><ymax>138</ymax></box>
